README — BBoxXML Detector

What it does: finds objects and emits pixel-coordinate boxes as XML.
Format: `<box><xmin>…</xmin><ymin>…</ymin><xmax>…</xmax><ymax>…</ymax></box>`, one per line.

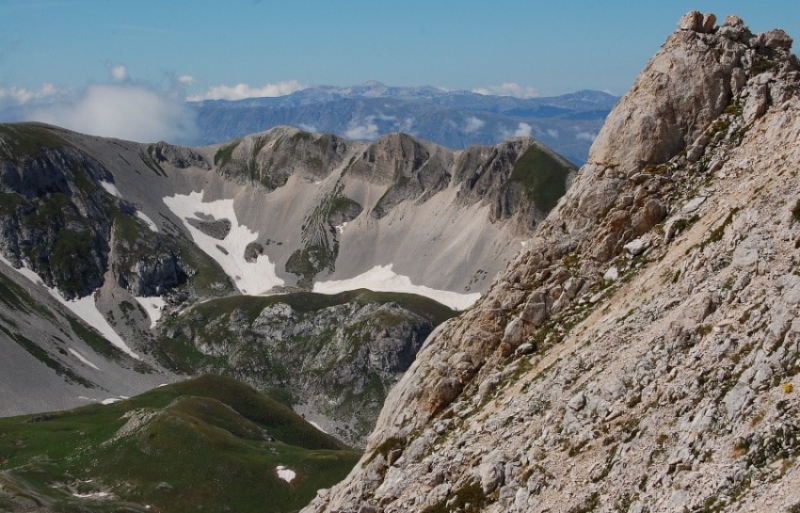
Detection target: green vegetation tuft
<box><xmin>0</xmin><ymin>123</ymin><xmax>71</xmax><ymax>160</ymax></box>
<box><xmin>752</xmin><ymin>60</ymin><xmax>779</xmax><ymax>75</ymax></box>
<box><xmin>421</xmin><ymin>481</ymin><xmax>489</xmax><ymax>513</ymax></box>
<box><xmin>290</xmin><ymin>131</ymin><xmax>314</xmax><ymax>143</ymax></box>
<box><xmin>505</xmin><ymin>145</ymin><xmax>574</xmax><ymax>212</ymax></box>
<box><xmin>702</xmin><ymin>207</ymin><xmax>741</xmax><ymax>249</ymax></box>
<box><xmin>66</xmin><ymin>316</ymin><xmax>126</xmax><ymax>362</ymax></box>
<box><xmin>213</xmin><ymin>139</ymin><xmax>241</xmax><ymax>167</ymax></box>
<box><xmin>364</xmin><ymin>436</ymin><xmax>404</xmax><ymax>465</ymax></box>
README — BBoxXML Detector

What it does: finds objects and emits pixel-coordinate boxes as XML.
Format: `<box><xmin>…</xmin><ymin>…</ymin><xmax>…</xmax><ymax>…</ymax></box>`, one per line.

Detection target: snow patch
<box><xmin>136</xmin><ymin>211</ymin><xmax>159</xmax><ymax>232</ymax></box>
<box><xmin>68</xmin><ymin>348</ymin><xmax>101</xmax><ymax>370</ymax></box>
<box><xmin>308</xmin><ymin>420</ymin><xmax>328</xmax><ymax>433</ymax></box>
<box><xmin>276</xmin><ymin>465</ymin><xmax>296</xmax><ymax>483</ymax></box>
<box><xmin>134</xmin><ymin>296</ymin><xmax>166</xmax><ymax>328</ymax></box>
<box><xmin>335</xmin><ymin>222</ymin><xmax>348</xmax><ymax>234</ymax></box>
<box><xmin>162</xmin><ymin>191</ymin><xmax>284</xmax><ymax>294</ymax></box>
<box><xmin>63</xmin><ymin>295</ymin><xmax>140</xmax><ymax>359</ymax></box>
<box><xmin>313</xmin><ymin>264</ymin><xmax>480</xmax><ymax>311</ymax></box>
<box><xmin>72</xmin><ymin>491</ymin><xmax>114</xmax><ymax>500</ymax></box>
<box><xmin>0</xmin><ymin>254</ymin><xmax>140</xmax><ymax>359</ymax></box>
<box><xmin>99</xmin><ymin>181</ymin><xmax>121</xmax><ymax>198</ymax></box>
<box><xmin>101</xmin><ymin>398</ymin><xmax>122</xmax><ymax>405</ymax></box>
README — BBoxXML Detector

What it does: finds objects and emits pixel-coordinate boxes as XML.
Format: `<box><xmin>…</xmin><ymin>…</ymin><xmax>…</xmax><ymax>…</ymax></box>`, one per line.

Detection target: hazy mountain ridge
<box><xmin>303</xmin><ymin>12</ymin><xmax>800</xmax><ymax>513</ymax></box>
<box><xmin>191</xmin><ymin>85</ymin><xmax>618</xmax><ymax>166</ymax></box>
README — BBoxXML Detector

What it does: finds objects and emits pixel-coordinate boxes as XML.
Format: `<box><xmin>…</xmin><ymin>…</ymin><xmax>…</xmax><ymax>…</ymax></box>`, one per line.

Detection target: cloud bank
<box><xmin>30</xmin><ymin>82</ymin><xmax>196</xmax><ymax>143</ymax></box>
<box><xmin>514</xmin><ymin>122</ymin><xmax>532</xmax><ymax>138</ymax></box>
<box><xmin>188</xmin><ymin>80</ymin><xmax>306</xmax><ymax>101</ymax></box>
<box><xmin>345</xmin><ymin>116</ymin><xmax>379</xmax><ymax>140</ymax></box>
<box><xmin>463</xmin><ymin>116</ymin><xmax>484</xmax><ymax>133</ymax></box>
<box><xmin>0</xmin><ymin>84</ymin><xmax>64</xmax><ymax>105</ymax></box>
<box><xmin>473</xmin><ymin>82</ymin><xmax>538</xmax><ymax>98</ymax></box>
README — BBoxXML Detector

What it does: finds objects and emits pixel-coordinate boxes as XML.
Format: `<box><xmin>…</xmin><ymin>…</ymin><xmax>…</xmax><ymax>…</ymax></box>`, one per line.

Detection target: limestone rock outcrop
<box><xmin>303</xmin><ymin>12</ymin><xmax>800</xmax><ymax>513</ymax></box>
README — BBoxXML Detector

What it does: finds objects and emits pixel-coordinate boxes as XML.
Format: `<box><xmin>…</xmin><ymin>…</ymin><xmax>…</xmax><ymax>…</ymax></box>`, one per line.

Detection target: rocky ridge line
<box><xmin>302</xmin><ymin>12</ymin><xmax>800</xmax><ymax>513</ymax></box>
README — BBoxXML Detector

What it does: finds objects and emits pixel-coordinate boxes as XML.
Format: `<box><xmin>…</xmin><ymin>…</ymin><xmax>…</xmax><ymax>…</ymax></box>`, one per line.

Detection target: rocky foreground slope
<box><xmin>303</xmin><ymin>12</ymin><xmax>800</xmax><ymax>512</ymax></box>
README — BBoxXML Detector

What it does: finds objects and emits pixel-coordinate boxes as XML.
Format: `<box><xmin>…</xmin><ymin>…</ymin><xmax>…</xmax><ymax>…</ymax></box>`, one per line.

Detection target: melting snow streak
<box><xmin>313</xmin><ymin>264</ymin><xmax>480</xmax><ymax>311</ymax></box>
<box><xmin>162</xmin><ymin>191</ymin><xmax>284</xmax><ymax>294</ymax></box>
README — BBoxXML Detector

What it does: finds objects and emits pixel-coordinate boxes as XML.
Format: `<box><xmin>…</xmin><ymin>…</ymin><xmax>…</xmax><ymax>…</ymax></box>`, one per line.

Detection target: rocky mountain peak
<box><xmin>590</xmin><ymin>10</ymin><xmax>796</xmax><ymax>175</ymax></box>
<box><xmin>303</xmin><ymin>12</ymin><xmax>800</xmax><ymax>512</ymax></box>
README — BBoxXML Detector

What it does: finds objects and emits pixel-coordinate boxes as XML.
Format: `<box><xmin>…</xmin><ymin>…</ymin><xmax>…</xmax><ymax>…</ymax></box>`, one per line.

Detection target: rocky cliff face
<box><xmin>303</xmin><ymin>13</ymin><xmax>800</xmax><ymax>512</ymax></box>
<box><xmin>153</xmin><ymin>291</ymin><xmax>457</xmax><ymax>447</ymax></box>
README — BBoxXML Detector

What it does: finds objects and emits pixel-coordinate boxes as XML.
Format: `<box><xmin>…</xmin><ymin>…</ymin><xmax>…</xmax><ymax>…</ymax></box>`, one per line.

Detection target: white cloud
<box><xmin>576</xmin><ymin>131</ymin><xmax>598</xmax><ymax>142</ymax></box>
<box><xmin>187</xmin><ymin>80</ymin><xmax>306</xmax><ymax>101</ymax></box>
<box><xmin>110</xmin><ymin>64</ymin><xmax>128</xmax><ymax>81</ymax></box>
<box><xmin>298</xmin><ymin>123</ymin><xmax>318</xmax><ymax>134</ymax></box>
<box><xmin>0</xmin><ymin>83</ymin><xmax>63</xmax><ymax>105</ymax></box>
<box><xmin>178</xmin><ymin>74</ymin><xmax>196</xmax><ymax>84</ymax></box>
<box><xmin>546</xmin><ymin>128</ymin><xmax>559</xmax><ymax>139</ymax></box>
<box><xmin>398</xmin><ymin>117</ymin><xmax>415</xmax><ymax>133</ymax></box>
<box><xmin>514</xmin><ymin>122</ymin><xmax>532</xmax><ymax>138</ymax></box>
<box><xmin>463</xmin><ymin>116</ymin><xmax>485</xmax><ymax>133</ymax></box>
<box><xmin>472</xmin><ymin>82</ymin><xmax>539</xmax><ymax>98</ymax></box>
<box><xmin>31</xmin><ymin>82</ymin><xmax>196</xmax><ymax>143</ymax></box>
<box><xmin>344</xmin><ymin>116</ymin><xmax>379</xmax><ymax>140</ymax></box>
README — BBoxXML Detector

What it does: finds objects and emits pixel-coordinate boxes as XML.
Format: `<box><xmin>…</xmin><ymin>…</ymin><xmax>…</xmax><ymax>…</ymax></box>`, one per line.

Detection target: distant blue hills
<box><xmin>191</xmin><ymin>82</ymin><xmax>619</xmax><ymax>165</ymax></box>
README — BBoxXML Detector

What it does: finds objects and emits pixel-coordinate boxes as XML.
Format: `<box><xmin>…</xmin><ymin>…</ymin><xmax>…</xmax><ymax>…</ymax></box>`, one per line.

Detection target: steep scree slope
<box><xmin>302</xmin><ymin>12</ymin><xmax>800</xmax><ymax>513</ymax></box>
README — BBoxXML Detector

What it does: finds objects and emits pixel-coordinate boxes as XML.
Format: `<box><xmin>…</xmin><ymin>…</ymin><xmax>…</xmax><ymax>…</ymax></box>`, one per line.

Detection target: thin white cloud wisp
<box><xmin>188</xmin><ymin>80</ymin><xmax>306</xmax><ymax>101</ymax></box>
<box><xmin>473</xmin><ymin>82</ymin><xmax>539</xmax><ymax>98</ymax></box>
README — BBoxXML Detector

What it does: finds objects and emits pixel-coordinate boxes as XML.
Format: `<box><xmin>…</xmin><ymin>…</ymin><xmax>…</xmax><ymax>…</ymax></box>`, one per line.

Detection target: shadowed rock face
<box><xmin>302</xmin><ymin>12</ymin><xmax>800</xmax><ymax>513</ymax></box>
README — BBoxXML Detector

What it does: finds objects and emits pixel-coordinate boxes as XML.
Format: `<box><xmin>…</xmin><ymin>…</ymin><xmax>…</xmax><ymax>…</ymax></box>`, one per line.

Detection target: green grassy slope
<box><xmin>0</xmin><ymin>375</ymin><xmax>361</xmax><ymax>513</ymax></box>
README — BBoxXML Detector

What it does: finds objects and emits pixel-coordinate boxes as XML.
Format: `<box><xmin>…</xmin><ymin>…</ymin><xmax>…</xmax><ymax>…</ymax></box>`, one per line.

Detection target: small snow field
<box><xmin>163</xmin><ymin>191</ymin><xmax>284</xmax><ymax>294</ymax></box>
<box><xmin>134</xmin><ymin>296</ymin><xmax>166</xmax><ymax>328</ymax></box>
<box><xmin>0</xmin><ymin>255</ymin><xmax>140</xmax><ymax>359</ymax></box>
<box><xmin>68</xmin><ymin>348</ymin><xmax>100</xmax><ymax>370</ymax></box>
<box><xmin>308</xmin><ymin>420</ymin><xmax>328</xmax><ymax>433</ymax></box>
<box><xmin>63</xmin><ymin>296</ymin><xmax>140</xmax><ymax>359</ymax></box>
<box><xmin>312</xmin><ymin>264</ymin><xmax>480</xmax><ymax>311</ymax></box>
<box><xmin>276</xmin><ymin>465</ymin><xmax>296</xmax><ymax>483</ymax></box>
<box><xmin>72</xmin><ymin>491</ymin><xmax>114</xmax><ymax>500</ymax></box>
<box><xmin>135</xmin><ymin>211</ymin><xmax>159</xmax><ymax>232</ymax></box>
<box><xmin>99</xmin><ymin>181</ymin><xmax>122</xmax><ymax>198</ymax></box>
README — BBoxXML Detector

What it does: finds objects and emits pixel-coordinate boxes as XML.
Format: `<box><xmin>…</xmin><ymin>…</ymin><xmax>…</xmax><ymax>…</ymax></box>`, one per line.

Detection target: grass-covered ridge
<box><xmin>0</xmin><ymin>374</ymin><xmax>361</xmax><ymax>513</ymax></box>
<box><xmin>0</xmin><ymin>123</ymin><xmax>72</xmax><ymax>160</ymax></box>
<box><xmin>505</xmin><ymin>144</ymin><xmax>575</xmax><ymax>212</ymax></box>
<box><xmin>179</xmin><ymin>288</ymin><xmax>458</xmax><ymax>327</ymax></box>
<box><xmin>152</xmin><ymin>288</ymin><xmax>456</xmax><ymax>375</ymax></box>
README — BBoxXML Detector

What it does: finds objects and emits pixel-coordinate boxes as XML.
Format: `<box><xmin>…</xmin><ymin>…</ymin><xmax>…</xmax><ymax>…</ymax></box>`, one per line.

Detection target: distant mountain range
<box><xmin>191</xmin><ymin>82</ymin><xmax>618</xmax><ymax>165</ymax></box>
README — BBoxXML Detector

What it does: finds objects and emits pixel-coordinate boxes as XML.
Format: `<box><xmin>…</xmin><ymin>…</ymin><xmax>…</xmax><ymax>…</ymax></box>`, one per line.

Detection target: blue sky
<box><xmin>0</xmin><ymin>1</ymin><xmax>797</xmax><ymax>142</ymax></box>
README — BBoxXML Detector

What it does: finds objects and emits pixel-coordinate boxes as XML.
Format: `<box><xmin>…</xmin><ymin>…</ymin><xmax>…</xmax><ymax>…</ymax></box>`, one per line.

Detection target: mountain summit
<box><xmin>303</xmin><ymin>12</ymin><xmax>800</xmax><ymax>512</ymax></box>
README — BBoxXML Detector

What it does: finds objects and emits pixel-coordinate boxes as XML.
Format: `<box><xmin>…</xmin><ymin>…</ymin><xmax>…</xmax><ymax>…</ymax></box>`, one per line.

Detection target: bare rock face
<box><xmin>303</xmin><ymin>12</ymin><xmax>800</xmax><ymax>513</ymax></box>
<box><xmin>592</xmin><ymin>12</ymin><xmax>737</xmax><ymax>174</ymax></box>
<box><xmin>678</xmin><ymin>10</ymin><xmax>703</xmax><ymax>31</ymax></box>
